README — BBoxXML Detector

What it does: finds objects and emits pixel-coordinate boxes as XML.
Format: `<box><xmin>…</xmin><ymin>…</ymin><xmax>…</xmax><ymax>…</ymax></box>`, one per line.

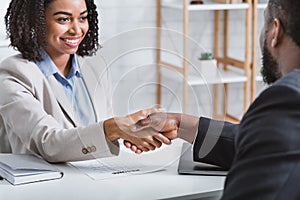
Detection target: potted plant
<box><xmin>199</xmin><ymin>52</ymin><xmax>213</xmax><ymax>60</ymax></box>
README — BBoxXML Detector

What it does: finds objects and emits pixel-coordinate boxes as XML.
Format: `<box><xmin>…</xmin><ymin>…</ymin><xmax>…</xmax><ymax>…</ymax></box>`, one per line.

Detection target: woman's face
<box><xmin>44</xmin><ymin>0</ymin><xmax>89</xmax><ymax>58</ymax></box>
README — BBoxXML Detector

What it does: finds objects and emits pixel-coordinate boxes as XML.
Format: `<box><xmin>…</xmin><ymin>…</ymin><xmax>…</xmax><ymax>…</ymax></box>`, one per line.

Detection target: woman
<box><xmin>0</xmin><ymin>0</ymin><xmax>169</xmax><ymax>162</ymax></box>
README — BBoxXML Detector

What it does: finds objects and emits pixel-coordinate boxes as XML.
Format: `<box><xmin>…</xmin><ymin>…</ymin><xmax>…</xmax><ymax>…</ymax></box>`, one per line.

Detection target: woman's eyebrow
<box><xmin>80</xmin><ymin>10</ymin><xmax>88</xmax><ymax>15</ymax></box>
<box><xmin>53</xmin><ymin>10</ymin><xmax>88</xmax><ymax>16</ymax></box>
<box><xmin>53</xmin><ymin>11</ymin><xmax>72</xmax><ymax>16</ymax></box>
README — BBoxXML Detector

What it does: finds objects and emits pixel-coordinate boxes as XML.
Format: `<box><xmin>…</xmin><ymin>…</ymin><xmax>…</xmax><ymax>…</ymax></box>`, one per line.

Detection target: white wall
<box><xmin>0</xmin><ymin>0</ymin><xmax>17</xmax><ymax>61</ymax></box>
<box><xmin>0</xmin><ymin>1</ymin><xmax>10</xmax><ymax>40</ymax></box>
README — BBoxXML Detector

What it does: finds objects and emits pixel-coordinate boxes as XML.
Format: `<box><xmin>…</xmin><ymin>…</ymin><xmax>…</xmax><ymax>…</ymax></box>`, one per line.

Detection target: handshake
<box><xmin>104</xmin><ymin>108</ymin><xmax>200</xmax><ymax>154</ymax></box>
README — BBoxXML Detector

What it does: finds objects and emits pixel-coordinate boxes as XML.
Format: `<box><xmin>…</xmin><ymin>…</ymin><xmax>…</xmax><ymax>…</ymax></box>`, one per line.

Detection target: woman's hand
<box><xmin>123</xmin><ymin>112</ymin><xmax>180</xmax><ymax>154</ymax></box>
<box><xmin>103</xmin><ymin>108</ymin><xmax>171</xmax><ymax>153</ymax></box>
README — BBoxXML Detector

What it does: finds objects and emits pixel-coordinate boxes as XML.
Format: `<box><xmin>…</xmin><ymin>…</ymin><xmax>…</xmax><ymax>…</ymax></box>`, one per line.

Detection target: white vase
<box><xmin>196</xmin><ymin>59</ymin><xmax>218</xmax><ymax>81</ymax></box>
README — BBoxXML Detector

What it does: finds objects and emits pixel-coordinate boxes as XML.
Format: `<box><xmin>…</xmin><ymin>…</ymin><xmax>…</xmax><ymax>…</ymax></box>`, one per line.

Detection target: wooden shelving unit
<box><xmin>156</xmin><ymin>0</ymin><xmax>252</xmax><ymax>123</ymax></box>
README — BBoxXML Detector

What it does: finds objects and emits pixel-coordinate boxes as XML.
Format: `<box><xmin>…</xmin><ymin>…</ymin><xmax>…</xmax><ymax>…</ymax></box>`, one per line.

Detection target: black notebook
<box><xmin>0</xmin><ymin>154</ymin><xmax>63</xmax><ymax>185</ymax></box>
<box><xmin>178</xmin><ymin>143</ymin><xmax>227</xmax><ymax>176</ymax></box>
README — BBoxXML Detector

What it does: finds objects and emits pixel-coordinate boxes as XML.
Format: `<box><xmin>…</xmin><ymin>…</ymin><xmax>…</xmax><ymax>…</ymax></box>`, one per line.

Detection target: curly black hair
<box><xmin>268</xmin><ymin>0</ymin><xmax>300</xmax><ymax>48</ymax></box>
<box><xmin>5</xmin><ymin>0</ymin><xmax>99</xmax><ymax>62</ymax></box>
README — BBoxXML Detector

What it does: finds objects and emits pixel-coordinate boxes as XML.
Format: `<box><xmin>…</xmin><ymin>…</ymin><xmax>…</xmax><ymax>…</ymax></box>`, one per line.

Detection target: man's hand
<box><xmin>133</xmin><ymin>112</ymin><xmax>180</xmax><ymax>140</ymax></box>
<box><xmin>123</xmin><ymin>112</ymin><xmax>180</xmax><ymax>153</ymax></box>
<box><xmin>132</xmin><ymin>112</ymin><xmax>200</xmax><ymax>144</ymax></box>
<box><xmin>104</xmin><ymin>108</ymin><xmax>171</xmax><ymax>154</ymax></box>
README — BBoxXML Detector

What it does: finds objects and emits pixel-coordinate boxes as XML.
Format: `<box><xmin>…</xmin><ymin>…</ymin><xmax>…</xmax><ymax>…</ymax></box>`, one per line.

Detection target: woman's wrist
<box><xmin>103</xmin><ymin>118</ymin><xmax>122</xmax><ymax>141</ymax></box>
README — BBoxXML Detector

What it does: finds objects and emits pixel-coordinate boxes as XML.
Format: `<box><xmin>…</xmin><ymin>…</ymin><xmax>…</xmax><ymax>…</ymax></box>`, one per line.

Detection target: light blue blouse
<box><xmin>35</xmin><ymin>50</ymin><xmax>96</xmax><ymax>126</ymax></box>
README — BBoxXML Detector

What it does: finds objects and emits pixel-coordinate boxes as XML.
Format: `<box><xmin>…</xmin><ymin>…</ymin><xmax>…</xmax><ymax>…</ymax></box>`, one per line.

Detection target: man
<box><xmin>133</xmin><ymin>0</ymin><xmax>300</xmax><ymax>198</ymax></box>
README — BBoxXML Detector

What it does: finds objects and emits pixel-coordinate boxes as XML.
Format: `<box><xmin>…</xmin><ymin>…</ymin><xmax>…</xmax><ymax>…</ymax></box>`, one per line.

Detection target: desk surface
<box><xmin>0</xmin><ymin>140</ymin><xmax>225</xmax><ymax>200</ymax></box>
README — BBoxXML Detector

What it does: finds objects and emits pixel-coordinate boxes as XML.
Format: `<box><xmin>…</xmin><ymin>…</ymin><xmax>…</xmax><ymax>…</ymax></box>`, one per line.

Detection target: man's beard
<box><xmin>261</xmin><ymin>40</ymin><xmax>282</xmax><ymax>85</ymax></box>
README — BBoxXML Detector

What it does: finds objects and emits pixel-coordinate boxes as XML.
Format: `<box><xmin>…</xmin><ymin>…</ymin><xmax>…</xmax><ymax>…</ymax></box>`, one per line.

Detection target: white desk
<box><xmin>0</xmin><ymin>140</ymin><xmax>225</xmax><ymax>200</ymax></box>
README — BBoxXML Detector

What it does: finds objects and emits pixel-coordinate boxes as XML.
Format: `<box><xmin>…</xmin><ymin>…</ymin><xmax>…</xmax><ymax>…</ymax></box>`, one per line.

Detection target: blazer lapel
<box><xmin>47</xmin><ymin>76</ymin><xmax>81</xmax><ymax>126</ymax></box>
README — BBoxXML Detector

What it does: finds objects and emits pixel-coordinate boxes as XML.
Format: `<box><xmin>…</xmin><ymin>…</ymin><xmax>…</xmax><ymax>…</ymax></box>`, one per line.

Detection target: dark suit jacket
<box><xmin>193</xmin><ymin>68</ymin><xmax>300</xmax><ymax>199</ymax></box>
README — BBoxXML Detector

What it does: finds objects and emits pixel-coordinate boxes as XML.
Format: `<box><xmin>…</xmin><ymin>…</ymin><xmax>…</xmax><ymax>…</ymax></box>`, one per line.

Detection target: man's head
<box><xmin>260</xmin><ymin>0</ymin><xmax>300</xmax><ymax>84</ymax></box>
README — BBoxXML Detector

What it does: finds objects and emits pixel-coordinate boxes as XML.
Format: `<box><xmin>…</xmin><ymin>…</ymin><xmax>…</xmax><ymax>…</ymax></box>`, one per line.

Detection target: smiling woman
<box><xmin>0</xmin><ymin>0</ymin><xmax>170</xmax><ymax>163</ymax></box>
<box><xmin>44</xmin><ymin>0</ymin><xmax>90</xmax><ymax>76</ymax></box>
<box><xmin>5</xmin><ymin>0</ymin><xmax>99</xmax><ymax>62</ymax></box>
<box><xmin>44</xmin><ymin>0</ymin><xmax>91</xmax><ymax>77</ymax></box>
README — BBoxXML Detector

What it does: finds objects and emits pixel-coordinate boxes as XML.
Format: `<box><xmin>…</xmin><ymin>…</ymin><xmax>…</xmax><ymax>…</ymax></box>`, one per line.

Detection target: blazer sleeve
<box><xmin>193</xmin><ymin>117</ymin><xmax>238</xmax><ymax>169</ymax></box>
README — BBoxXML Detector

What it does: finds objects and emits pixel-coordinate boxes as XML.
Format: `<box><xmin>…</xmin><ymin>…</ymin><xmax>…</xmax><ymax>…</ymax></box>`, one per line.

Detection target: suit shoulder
<box><xmin>253</xmin><ymin>68</ymin><xmax>300</xmax><ymax>103</ymax></box>
<box><xmin>0</xmin><ymin>54</ymin><xmax>43</xmax><ymax>77</ymax></box>
<box><xmin>245</xmin><ymin>71</ymin><xmax>300</xmax><ymax>118</ymax></box>
<box><xmin>273</xmin><ymin>68</ymin><xmax>300</xmax><ymax>92</ymax></box>
<box><xmin>0</xmin><ymin>54</ymin><xmax>30</xmax><ymax>66</ymax></box>
<box><xmin>77</xmin><ymin>54</ymin><xmax>111</xmax><ymax>82</ymax></box>
<box><xmin>77</xmin><ymin>54</ymin><xmax>108</xmax><ymax>72</ymax></box>
<box><xmin>0</xmin><ymin>54</ymin><xmax>45</xmax><ymax>89</ymax></box>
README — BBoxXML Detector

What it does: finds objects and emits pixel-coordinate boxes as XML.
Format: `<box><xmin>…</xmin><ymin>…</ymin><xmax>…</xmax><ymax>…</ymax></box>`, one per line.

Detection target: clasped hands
<box><xmin>124</xmin><ymin>109</ymin><xmax>181</xmax><ymax>154</ymax></box>
<box><xmin>104</xmin><ymin>108</ymin><xmax>180</xmax><ymax>154</ymax></box>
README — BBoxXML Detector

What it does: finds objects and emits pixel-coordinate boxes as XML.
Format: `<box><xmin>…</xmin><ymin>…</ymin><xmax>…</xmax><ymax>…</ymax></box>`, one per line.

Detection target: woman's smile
<box><xmin>61</xmin><ymin>36</ymin><xmax>82</xmax><ymax>48</ymax></box>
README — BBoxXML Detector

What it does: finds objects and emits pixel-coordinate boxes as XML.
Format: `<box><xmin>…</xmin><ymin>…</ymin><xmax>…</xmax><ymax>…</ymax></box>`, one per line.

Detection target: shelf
<box><xmin>161</xmin><ymin>67</ymin><xmax>247</xmax><ymax>86</ymax></box>
<box><xmin>162</xmin><ymin>0</ymin><xmax>250</xmax><ymax>11</ymax></box>
<box><xmin>188</xmin><ymin>69</ymin><xmax>247</xmax><ymax>85</ymax></box>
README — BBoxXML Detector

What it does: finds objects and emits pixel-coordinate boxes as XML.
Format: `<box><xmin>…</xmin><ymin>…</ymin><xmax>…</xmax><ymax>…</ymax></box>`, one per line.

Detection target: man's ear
<box><xmin>271</xmin><ymin>18</ymin><xmax>283</xmax><ymax>48</ymax></box>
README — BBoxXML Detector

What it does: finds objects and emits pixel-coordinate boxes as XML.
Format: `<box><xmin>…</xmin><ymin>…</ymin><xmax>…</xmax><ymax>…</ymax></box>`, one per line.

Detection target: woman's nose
<box><xmin>69</xmin><ymin>21</ymin><xmax>81</xmax><ymax>35</ymax></box>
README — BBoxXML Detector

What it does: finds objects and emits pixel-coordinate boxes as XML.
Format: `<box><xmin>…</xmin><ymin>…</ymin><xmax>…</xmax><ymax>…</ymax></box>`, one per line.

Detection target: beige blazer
<box><xmin>0</xmin><ymin>54</ymin><xmax>119</xmax><ymax>162</ymax></box>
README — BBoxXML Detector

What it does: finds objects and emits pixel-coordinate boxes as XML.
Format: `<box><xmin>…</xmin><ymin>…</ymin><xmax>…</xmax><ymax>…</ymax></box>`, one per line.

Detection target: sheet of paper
<box><xmin>69</xmin><ymin>146</ymin><xmax>177</xmax><ymax>180</ymax></box>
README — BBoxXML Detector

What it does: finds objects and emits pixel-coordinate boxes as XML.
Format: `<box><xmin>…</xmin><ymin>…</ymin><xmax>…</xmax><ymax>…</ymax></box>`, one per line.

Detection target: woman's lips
<box><xmin>61</xmin><ymin>37</ymin><xmax>81</xmax><ymax>48</ymax></box>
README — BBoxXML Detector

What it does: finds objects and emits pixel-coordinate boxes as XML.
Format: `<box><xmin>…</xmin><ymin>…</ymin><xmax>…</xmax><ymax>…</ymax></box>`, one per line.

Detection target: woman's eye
<box><xmin>80</xmin><ymin>16</ymin><xmax>88</xmax><ymax>22</ymax></box>
<box><xmin>57</xmin><ymin>17</ymin><xmax>70</xmax><ymax>23</ymax></box>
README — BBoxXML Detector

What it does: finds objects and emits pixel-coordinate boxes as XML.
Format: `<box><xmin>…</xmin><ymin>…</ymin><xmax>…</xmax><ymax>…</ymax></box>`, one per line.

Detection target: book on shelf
<box><xmin>0</xmin><ymin>154</ymin><xmax>63</xmax><ymax>185</ymax></box>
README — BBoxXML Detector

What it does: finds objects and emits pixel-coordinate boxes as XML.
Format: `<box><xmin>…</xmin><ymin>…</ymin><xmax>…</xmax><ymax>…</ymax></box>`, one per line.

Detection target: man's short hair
<box><xmin>268</xmin><ymin>0</ymin><xmax>300</xmax><ymax>48</ymax></box>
